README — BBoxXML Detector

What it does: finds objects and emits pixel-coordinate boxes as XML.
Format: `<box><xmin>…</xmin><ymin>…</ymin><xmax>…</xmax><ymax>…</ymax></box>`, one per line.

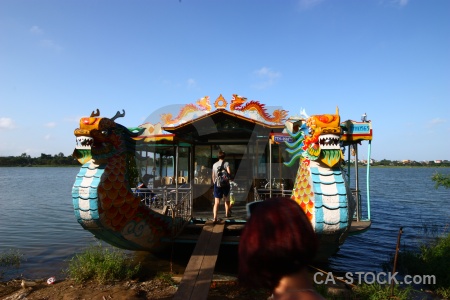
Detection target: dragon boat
<box><xmin>72</xmin><ymin>94</ymin><xmax>373</xmax><ymax>261</ymax></box>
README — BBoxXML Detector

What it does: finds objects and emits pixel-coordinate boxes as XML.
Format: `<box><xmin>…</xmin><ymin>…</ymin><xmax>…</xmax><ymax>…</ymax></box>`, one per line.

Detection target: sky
<box><xmin>0</xmin><ymin>0</ymin><xmax>449</xmax><ymax>162</ymax></box>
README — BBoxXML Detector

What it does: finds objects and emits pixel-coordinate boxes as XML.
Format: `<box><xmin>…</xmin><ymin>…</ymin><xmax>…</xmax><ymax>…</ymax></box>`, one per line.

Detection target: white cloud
<box><xmin>396</xmin><ymin>0</ymin><xmax>409</xmax><ymax>6</ymax></box>
<box><xmin>187</xmin><ymin>78</ymin><xmax>196</xmax><ymax>88</ymax></box>
<box><xmin>30</xmin><ymin>25</ymin><xmax>44</xmax><ymax>35</ymax></box>
<box><xmin>40</xmin><ymin>39</ymin><xmax>63</xmax><ymax>52</ymax></box>
<box><xmin>0</xmin><ymin>117</ymin><xmax>15</xmax><ymax>129</ymax></box>
<box><xmin>44</xmin><ymin>122</ymin><xmax>57</xmax><ymax>128</ymax></box>
<box><xmin>254</xmin><ymin>67</ymin><xmax>281</xmax><ymax>79</ymax></box>
<box><xmin>427</xmin><ymin>118</ymin><xmax>446</xmax><ymax>128</ymax></box>
<box><xmin>29</xmin><ymin>26</ymin><xmax>63</xmax><ymax>52</ymax></box>
<box><xmin>161</xmin><ymin>79</ymin><xmax>171</xmax><ymax>86</ymax></box>
<box><xmin>298</xmin><ymin>0</ymin><xmax>324</xmax><ymax>10</ymax></box>
<box><xmin>380</xmin><ymin>0</ymin><xmax>409</xmax><ymax>7</ymax></box>
<box><xmin>252</xmin><ymin>67</ymin><xmax>281</xmax><ymax>89</ymax></box>
<box><xmin>65</xmin><ymin>116</ymin><xmax>83</xmax><ymax>124</ymax></box>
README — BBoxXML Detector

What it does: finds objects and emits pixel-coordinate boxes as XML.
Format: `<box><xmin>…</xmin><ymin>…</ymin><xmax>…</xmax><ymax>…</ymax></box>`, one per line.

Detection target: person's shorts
<box><xmin>213</xmin><ymin>184</ymin><xmax>230</xmax><ymax>199</ymax></box>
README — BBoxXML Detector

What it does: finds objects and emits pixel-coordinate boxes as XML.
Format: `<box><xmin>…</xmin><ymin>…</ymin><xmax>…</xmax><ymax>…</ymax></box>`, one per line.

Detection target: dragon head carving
<box><xmin>284</xmin><ymin>107</ymin><xmax>343</xmax><ymax>168</ymax></box>
<box><xmin>303</xmin><ymin>107</ymin><xmax>343</xmax><ymax>167</ymax></box>
<box><xmin>73</xmin><ymin>109</ymin><xmax>143</xmax><ymax>164</ymax></box>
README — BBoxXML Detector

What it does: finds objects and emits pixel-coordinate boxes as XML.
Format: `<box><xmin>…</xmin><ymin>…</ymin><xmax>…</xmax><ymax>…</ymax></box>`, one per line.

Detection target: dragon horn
<box><xmin>336</xmin><ymin>106</ymin><xmax>339</xmax><ymax>116</ymax></box>
<box><xmin>90</xmin><ymin>109</ymin><xmax>100</xmax><ymax>117</ymax></box>
<box><xmin>111</xmin><ymin>109</ymin><xmax>125</xmax><ymax>121</ymax></box>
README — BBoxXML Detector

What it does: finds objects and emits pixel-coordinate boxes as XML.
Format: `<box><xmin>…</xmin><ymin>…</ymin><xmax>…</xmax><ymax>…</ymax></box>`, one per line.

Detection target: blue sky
<box><xmin>1</xmin><ymin>0</ymin><xmax>449</xmax><ymax>161</ymax></box>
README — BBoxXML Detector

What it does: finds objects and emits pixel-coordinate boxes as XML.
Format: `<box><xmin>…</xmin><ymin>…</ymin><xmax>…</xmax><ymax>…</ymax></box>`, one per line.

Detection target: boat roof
<box><xmin>136</xmin><ymin>94</ymin><xmax>288</xmax><ymax>144</ymax></box>
<box><xmin>163</xmin><ymin>108</ymin><xmax>285</xmax><ymax>143</ymax></box>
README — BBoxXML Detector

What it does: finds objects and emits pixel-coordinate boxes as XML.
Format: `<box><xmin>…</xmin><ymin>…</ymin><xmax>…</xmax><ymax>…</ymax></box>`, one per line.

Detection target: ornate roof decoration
<box><xmin>159</xmin><ymin>94</ymin><xmax>288</xmax><ymax>128</ymax></box>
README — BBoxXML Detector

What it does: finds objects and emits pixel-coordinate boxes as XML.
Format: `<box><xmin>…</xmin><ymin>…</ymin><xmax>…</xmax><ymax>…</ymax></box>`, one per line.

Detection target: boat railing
<box><xmin>133</xmin><ymin>187</ymin><xmax>192</xmax><ymax>222</ymax></box>
<box><xmin>166</xmin><ymin>187</ymin><xmax>192</xmax><ymax>235</ymax></box>
<box><xmin>351</xmin><ymin>187</ymin><xmax>371</xmax><ymax>222</ymax></box>
<box><xmin>254</xmin><ymin>185</ymin><xmax>292</xmax><ymax>201</ymax></box>
<box><xmin>165</xmin><ymin>187</ymin><xmax>192</xmax><ymax>220</ymax></box>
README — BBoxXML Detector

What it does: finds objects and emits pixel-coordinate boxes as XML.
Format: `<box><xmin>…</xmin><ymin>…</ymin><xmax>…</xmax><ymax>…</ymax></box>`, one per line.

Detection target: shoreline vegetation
<box><xmin>1</xmin><ymin>153</ymin><xmax>450</xmax><ymax>168</ymax></box>
<box><xmin>2</xmin><ymin>233</ymin><xmax>449</xmax><ymax>299</ymax></box>
<box><xmin>0</xmin><ymin>153</ymin><xmax>78</xmax><ymax>167</ymax></box>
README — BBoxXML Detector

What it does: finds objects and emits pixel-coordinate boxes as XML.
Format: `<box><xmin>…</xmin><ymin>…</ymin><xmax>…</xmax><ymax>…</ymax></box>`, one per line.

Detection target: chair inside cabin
<box><xmin>161</xmin><ymin>176</ymin><xmax>173</xmax><ymax>186</ymax></box>
<box><xmin>178</xmin><ymin>176</ymin><xmax>186</xmax><ymax>184</ymax></box>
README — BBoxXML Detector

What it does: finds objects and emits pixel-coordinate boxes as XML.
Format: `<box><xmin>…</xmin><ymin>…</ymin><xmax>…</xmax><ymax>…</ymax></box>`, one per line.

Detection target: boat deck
<box><xmin>349</xmin><ymin>220</ymin><xmax>372</xmax><ymax>235</ymax></box>
<box><xmin>138</xmin><ymin>188</ymin><xmax>371</xmax><ymax>245</ymax></box>
<box><xmin>161</xmin><ymin>199</ymin><xmax>247</xmax><ymax>245</ymax></box>
<box><xmin>164</xmin><ymin>202</ymin><xmax>371</xmax><ymax>245</ymax></box>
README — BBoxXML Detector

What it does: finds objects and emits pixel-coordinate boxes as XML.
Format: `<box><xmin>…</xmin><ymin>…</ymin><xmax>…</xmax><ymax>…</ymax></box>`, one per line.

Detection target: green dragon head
<box><xmin>284</xmin><ymin>107</ymin><xmax>343</xmax><ymax>168</ymax></box>
<box><xmin>303</xmin><ymin>107</ymin><xmax>343</xmax><ymax>167</ymax></box>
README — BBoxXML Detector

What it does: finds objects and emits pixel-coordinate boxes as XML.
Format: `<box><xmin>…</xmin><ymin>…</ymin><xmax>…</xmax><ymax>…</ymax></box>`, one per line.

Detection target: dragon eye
<box><xmin>101</xmin><ymin>130</ymin><xmax>109</xmax><ymax>135</ymax></box>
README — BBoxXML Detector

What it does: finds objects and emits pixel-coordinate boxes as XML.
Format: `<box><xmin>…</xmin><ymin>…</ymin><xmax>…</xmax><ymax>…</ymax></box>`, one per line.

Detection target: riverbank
<box><xmin>0</xmin><ymin>275</ymin><xmax>270</xmax><ymax>300</ymax></box>
<box><xmin>2</xmin><ymin>274</ymin><xmax>443</xmax><ymax>300</ymax></box>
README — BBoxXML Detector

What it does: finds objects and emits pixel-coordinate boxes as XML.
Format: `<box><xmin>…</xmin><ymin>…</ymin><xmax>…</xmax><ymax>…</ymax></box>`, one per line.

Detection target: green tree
<box><xmin>378</xmin><ymin>159</ymin><xmax>391</xmax><ymax>166</ymax></box>
<box><xmin>432</xmin><ymin>172</ymin><xmax>450</xmax><ymax>189</ymax></box>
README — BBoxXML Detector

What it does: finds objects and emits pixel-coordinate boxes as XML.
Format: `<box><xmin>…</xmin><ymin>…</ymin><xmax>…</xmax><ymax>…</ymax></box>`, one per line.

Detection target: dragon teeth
<box><xmin>76</xmin><ymin>136</ymin><xmax>94</xmax><ymax>149</ymax></box>
<box><xmin>318</xmin><ymin>134</ymin><xmax>340</xmax><ymax>149</ymax></box>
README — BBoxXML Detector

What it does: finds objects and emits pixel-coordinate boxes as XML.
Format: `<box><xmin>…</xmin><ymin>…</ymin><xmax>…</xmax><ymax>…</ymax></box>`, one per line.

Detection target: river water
<box><xmin>1</xmin><ymin>167</ymin><xmax>449</xmax><ymax>280</ymax></box>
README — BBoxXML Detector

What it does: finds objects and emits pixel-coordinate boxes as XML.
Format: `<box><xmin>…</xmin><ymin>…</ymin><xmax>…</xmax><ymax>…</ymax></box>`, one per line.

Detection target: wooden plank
<box><xmin>165</xmin><ymin>234</ymin><xmax>240</xmax><ymax>244</ymax></box>
<box><xmin>173</xmin><ymin>222</ymin><xmax>214</xmax><ymax>300</ymax></box>
<box><xmin>190</xmin><ymin>221</ymin><xmax>225</xmax><ymax>299</ymax></box>
<box><xmin>223</xmin><ymin>223</ymin><xmax>245</xmax><ymax>231</ymax></box>
<box><xmin>173</xmin><ymin>220</ymin><xmax>225</xmax><ymax>300</ymax></box>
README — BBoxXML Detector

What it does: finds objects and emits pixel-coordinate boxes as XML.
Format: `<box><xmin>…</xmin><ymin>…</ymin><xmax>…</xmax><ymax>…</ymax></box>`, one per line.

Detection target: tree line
<box><xmin>359</xmin><ymin>159</ymin><xmax>450</xmax><ymax>167</ymax></box>
<box><xmin>0</xmin><ymin>153</ymin><xmax>78</xmax><ymax>167</ymax></box>
<box><xmin>2</xmin><ymin>153</ymin><xmax>450</xmax><ymax>169</ymax></box>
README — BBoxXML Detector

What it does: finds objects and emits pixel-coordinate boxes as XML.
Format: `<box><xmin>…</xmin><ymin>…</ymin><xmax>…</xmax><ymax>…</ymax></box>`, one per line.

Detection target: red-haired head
<box><xmin>238</xmin><ymin>197</ymin><xmax>318</xmax><ymax>290</ymax></box>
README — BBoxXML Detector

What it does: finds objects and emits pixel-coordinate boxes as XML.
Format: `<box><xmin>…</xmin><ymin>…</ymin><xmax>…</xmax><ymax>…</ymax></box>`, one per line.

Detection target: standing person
<box><xmin>239</xmin><ymin>197</ymin><xmax>324</xmax><ymax>300</ymax></box>
<box><xmin>212</xmin><ymin>150</ymin><xmax>231</xmax><ymax>222</ymax></box>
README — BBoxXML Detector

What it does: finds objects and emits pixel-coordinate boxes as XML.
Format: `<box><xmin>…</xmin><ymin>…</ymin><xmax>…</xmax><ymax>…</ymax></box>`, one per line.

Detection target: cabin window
<box><xmin>194</xmin><ymin>145</ymin><xmax>212</xmax><ymax>185</ymax></box>
<box><xmin>176</xmin><ymin>146</ymin><xmax>190</xmax><ymax>185</ymax></box>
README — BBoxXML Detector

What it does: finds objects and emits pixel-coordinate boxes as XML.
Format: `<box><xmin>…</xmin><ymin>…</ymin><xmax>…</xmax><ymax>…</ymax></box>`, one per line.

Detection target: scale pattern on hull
<box><xmin>285</xmin><ymin>108</ymin><xmax>355</xmax><ymax>243</ymax></box>
<box><xmin>310</xmin><ymin>165</ymin><xmax>350</xmax><ymax>234</ymax></box>
<box><xmin>72</xmin><ymin>110</ymin><xmax>184</xmax><ymax>252</ymax></box>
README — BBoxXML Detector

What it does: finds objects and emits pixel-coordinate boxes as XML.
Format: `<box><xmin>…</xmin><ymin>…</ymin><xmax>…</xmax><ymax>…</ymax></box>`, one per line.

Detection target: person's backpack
<box><xmin>216</xmin><ymin>161</ymin><xmax>230</xmax><ymax>188</ymax></box>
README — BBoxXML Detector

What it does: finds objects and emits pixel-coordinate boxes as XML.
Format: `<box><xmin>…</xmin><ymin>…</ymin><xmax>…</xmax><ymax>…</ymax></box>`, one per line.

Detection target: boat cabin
<box><xmin>133</xmin><ymin>94</ymin><xmax>372</xmax><ymax>230</ymax></box>
<box><xmin>134</xmin><ymin>95</ymin><xmax>294</xmax><ymax>214</ymax></box>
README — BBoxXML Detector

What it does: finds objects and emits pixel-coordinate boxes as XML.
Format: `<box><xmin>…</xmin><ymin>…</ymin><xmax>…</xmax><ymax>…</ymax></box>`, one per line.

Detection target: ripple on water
<box><xmin>1</xmin><ymin>167</ymin><xmax>449</xmax><ymax>280</ymax></box>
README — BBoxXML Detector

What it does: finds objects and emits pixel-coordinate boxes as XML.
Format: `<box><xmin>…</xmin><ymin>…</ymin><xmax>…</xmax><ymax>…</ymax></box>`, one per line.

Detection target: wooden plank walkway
<box><xmin>173</xmin><ymin>220</ymin><xmax>225</xmax><ymax>300</ymax></box>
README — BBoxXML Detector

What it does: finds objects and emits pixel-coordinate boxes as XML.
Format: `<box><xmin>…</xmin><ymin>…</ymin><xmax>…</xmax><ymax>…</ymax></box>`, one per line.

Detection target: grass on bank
<box><xmin>315</xmin><ymin>282</ymin><xmax>413</xmax><ymax>300</ymax></box>
<box><xmin>65</xmin><ymin>244</ymin><xmax>140</xmax><ymax>284</ymax></box>
<box><xmin>0</xmin><ymin>249</ymin><xmax>24</xmax><ymax>280</ymax></box>
<box><xmin>63</xmin><ymin>232</ymin><xmax>450</xmax><ymax>298</ymax></box>
<box><xmin>395</xmin><ymin>232</ymin><xmax>450</xmax><ymax>298</ymax></box>
<box><xmin>377</xmin><ymin>226</ymin><xmax>449</xmax><ymax>299</ymax></box>
<box><xmin>351</xmin><ymin>283</ymin><xmax>412</xmax><ymax>300</ymax></box>
<box><xmin>313</xmin><ymin>230</ymin><xmax>450</xmax><ymax>300</ymax></box>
